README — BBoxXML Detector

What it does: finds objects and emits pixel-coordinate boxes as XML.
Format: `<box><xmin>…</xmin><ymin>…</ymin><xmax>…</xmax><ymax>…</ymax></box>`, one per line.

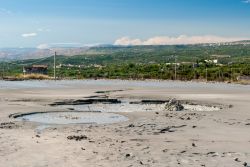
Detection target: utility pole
<box><xmin>231</xmin><ymin>68</ymin><xmax>233</xmax><ymax>82</ymax></box>
<box><xmin>1</xmin><ymin>62</ymin><xmax>4</xmax><ymax>79</ymax></box>
<box><xmin>54</xmin><ymin>52</ymin><xmax>56</xmax><ymax>80</ymax></box>
<box><xmin>175</xmin><ymin>56</ymin><xmax>177</xmax><ymax>80</ymax></box>
<box><xmin>2</xmin><ymin>62</ymin><xmax>5</xmax><ymax>79</ymax></box>
<box><xmin>206</xmin><ymin>68</ymin><xmax>208</xmax><ymax>82</ymax></box>
<box><xmin>23</xmin><ymin>66</ymin><xmax>25</xmax><ymax>76</ymax></box>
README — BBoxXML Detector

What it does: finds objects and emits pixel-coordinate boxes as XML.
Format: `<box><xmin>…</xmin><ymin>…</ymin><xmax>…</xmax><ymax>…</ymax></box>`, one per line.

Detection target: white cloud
<box><xmin>242</xmin><ymin>0</ymin><xmax>250</xmax><ymax>3</ymax></box>
<box><xmin>114</xmin><ymin>37</ymin><xmax>142</xmax><ymax>46</ymax></box>
<box><xmin>36</xmin><ymin>42</ymin><xmax>84</xmax><ymax>49</ymax></box>
<box><xmin>22</xmin><ymin>33</ymin><xmax>37</xmax><ymax>38</ymax></box>
<box><xmin>37</xmin><ymin>44</ymin><xmax>50</xmax><ymax>49</ymax></box>
<box><xmin>114</xmin><ymin>35</ymin><xmax>248</xmax><ymax>46</ymax></box>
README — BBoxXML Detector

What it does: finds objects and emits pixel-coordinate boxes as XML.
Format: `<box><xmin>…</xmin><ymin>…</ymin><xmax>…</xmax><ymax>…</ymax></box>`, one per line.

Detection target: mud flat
<box><xmin>1</xmin><ymin>80</ymin><xmax>250</xmax><ymax>167</ymax></box>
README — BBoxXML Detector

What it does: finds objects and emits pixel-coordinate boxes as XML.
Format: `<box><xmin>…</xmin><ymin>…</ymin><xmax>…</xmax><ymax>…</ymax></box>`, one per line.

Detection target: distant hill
<box><xmin>5</xmin><ymin>43</ymin><xmax>249</xmax><ymax>67</ymax></box>
<box><xmin>0</xmin><ymin>47</ymin><xmax>91</xmax><ymax>60</ymax></box>
<box><xmin>1</xmin><ymin>42</ymin><xmax>250</xmax><ymax>64</ymax></box>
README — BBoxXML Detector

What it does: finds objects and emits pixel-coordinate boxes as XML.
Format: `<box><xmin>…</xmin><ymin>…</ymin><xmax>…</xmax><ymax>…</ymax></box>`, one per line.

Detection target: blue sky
<box><xmin>0</xmin><ymin>0</ymin><xmax>250</xmax><ymax>48</ymax></box>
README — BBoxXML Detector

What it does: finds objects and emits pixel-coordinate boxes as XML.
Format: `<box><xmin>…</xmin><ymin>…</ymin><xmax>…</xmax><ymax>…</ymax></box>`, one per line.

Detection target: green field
<box><xmin>1</xmin><ymin>44</ymin><xmax>250</xmax><ymax>82</ymax></box>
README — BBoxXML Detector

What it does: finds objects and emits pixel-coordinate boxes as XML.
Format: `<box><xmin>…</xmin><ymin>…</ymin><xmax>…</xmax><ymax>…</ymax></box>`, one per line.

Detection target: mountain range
<box><xmin>1</xmin><ymin>41</ymin><xmax>250</xmax><ymax>61</ymax></box>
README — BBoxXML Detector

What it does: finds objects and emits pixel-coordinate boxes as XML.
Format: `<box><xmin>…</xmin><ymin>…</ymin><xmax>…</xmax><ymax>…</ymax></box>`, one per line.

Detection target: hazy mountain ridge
<box><xmin>1</xmin><ymin>40</ymin><xmax>250</xmax><ymax>61</ymax></box>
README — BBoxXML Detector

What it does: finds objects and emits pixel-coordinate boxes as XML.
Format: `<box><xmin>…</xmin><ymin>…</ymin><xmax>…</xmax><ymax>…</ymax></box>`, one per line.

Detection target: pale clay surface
<box><xmin>0</xmin><ymin>80</ymin><xmax>250</xmax><ymax>167</ymax></box>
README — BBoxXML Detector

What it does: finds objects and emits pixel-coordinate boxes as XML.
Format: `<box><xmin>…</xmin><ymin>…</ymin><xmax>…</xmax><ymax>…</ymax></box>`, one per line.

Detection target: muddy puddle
<box><xmin>13</xmin><ymin>111</ymin><xmax>128</xmax><ymax>125</ymax></box>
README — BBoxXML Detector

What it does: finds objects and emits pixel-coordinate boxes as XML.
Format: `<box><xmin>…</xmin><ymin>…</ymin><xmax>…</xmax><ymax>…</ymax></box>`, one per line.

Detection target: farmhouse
<box><xmin>23</xmin><ymin>65</ymin><xmax>48</xmax><ymax>75</ymax></box>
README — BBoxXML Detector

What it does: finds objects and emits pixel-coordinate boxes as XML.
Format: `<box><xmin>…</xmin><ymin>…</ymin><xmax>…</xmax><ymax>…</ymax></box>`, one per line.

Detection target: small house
<box><xmin>23</xmin><ymin>65</ymin><xmax>48</xmax><ymax>75</ymax></box>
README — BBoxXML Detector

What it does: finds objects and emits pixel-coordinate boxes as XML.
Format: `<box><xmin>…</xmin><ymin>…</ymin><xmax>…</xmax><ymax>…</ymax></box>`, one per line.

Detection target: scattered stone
<box><xmin>207</xmin><ymin>152</ymin><xmax>216</xmax><ymax>155</ymax></box>
<box><xmin>162</xmin><ymin>149</ymin><xmax>168</xmax><ymax>153</ymax></box>
<box><xmin>125</xmin><ymin>153</ymin><xmax>131</xmax><ymax>158</ymax></box>
<box><xmin>0</xmin><ymin>122</ymin><xmax>18</xmax><ymax>129</ymax></box>
<box><xmin>158</xmin><ymin>125</ymin><xmax>187</xmax><ymax>134</ymax></box>
<box><xmin>165</xmin><ymin>99</ymin><xmax>184</xmax><ymax>111</ymax></box>
<box><xmin>67</xmin><ymin>135</ymin><xmax>88</xmax><ymax>141</ymax></box>
<box><xmin>159</xmin><ymin>127</ymin><xmax>175</xmax><ymax>133</ymax></box>
<box><xmin>165</xmin><ymin>113</ymin><xmax>174</xmax><ymax>118</ymax></box>
<box><xmin>128</xmin><ymin>124</ymin><xmax>135</xmax><ymax>128</ymax></box>
<box><xmin>235</xmin><ymin>158</ymin><xmax>240</xmax><ymax>162</ymax></box>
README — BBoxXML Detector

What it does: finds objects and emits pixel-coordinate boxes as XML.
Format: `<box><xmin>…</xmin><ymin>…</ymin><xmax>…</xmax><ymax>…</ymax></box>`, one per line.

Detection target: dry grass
<box><xmin>236</xmin><ymin>80</ymin><xmax>250</xmax><ymax>85</ymax></box>
<box><xmin>18</xmin><ymin>74</ymin><xmax>50</xmax><ymax>80</ymax></box>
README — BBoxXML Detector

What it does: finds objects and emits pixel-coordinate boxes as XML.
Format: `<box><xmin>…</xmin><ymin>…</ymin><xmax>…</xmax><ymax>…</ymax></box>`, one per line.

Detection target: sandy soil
<box><xmin>0</xmin><ymin>80</ymin><xmax>250</xmax><ymax>167</ymax></box>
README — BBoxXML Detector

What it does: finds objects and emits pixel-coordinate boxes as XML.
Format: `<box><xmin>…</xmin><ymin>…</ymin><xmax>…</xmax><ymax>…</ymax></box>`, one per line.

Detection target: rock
<box><xmin>243</xmin><ymin>162</ymin><xmax>248</xmax><ymax>166</ymax></box>
<box><xmin>192</xmin><ymin>143</ymin><xmax>196</xmax><ymax>147</ymax></box>
<box><xmin>128</xmin><ymin>124</ymin><xmax>135</xmax><ymax>128</ymax></box>
<box><xmin>158</xmin><ymin>125</ymin><xmax>187</xmax><ymax>134</ymax></box>
<box><xmin>159</xmin><ymin>127</ymin><xmax>175</xmax><ymax>133</ymax></box>
<box><xmin>235</xmin><ymin>158</ymin><xmax>241</xmax><ymax>162</ymax></box>
<box><xmin>0</xmin><ymin>122</ymin><xmax>19</xmax><ymax>129</ymax></box>
<box><xmin>207</xmin><ymin>152</ymin><xmax>216</xmax><ymax>155</ymax></box>
<box><xmin>67</xmin><ymin>135</ymin><xmax>88</xmax><ymax>141</ymax></box>
<box><xmin>125</xmin><ymin>153</ymin><xmax>131</xmax><ymax>158</ymax></box>
<box><xmin>165</xmin><ymin>99</ymin><xmax>184</xmax><ymax>111</ymax></box>
<box><xmin>162</xmin><ymin>149</ymin><xmax>168</xmax><ymax>153</ymax></box>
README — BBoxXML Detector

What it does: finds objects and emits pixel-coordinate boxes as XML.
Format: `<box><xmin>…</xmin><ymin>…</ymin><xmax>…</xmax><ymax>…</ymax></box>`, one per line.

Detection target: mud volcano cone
<box><xmin>165</xmin><ymin>99</ymin><xmax>184</xmax><ymax>111</ymax></box>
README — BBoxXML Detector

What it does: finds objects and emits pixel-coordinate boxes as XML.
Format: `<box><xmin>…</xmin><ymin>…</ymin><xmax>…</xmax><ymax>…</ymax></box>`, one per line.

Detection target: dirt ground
<box><xmin>0</xmin><ymin>80</ymin><xmax>250</xmax><ymax>167</ymax></box>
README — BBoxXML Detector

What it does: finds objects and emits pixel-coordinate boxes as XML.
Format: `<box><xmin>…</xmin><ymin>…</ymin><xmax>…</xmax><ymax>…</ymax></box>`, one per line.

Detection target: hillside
<box><xmin>6</xmin><ymin>44</ymin><xmax>250</xmax><ymax>67</ymax></box>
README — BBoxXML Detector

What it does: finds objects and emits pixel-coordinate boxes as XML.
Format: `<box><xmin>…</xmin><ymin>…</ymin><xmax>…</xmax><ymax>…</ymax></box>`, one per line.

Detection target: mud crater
<box><xmin>49</xmin><ymin>97</ymin><xmax>226</xmax><ymax>113</ymax></box>
<box><xmin>10</xmin><ymin>96</ymin><xmax>228</xmax><ymax>125</ymax></box>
